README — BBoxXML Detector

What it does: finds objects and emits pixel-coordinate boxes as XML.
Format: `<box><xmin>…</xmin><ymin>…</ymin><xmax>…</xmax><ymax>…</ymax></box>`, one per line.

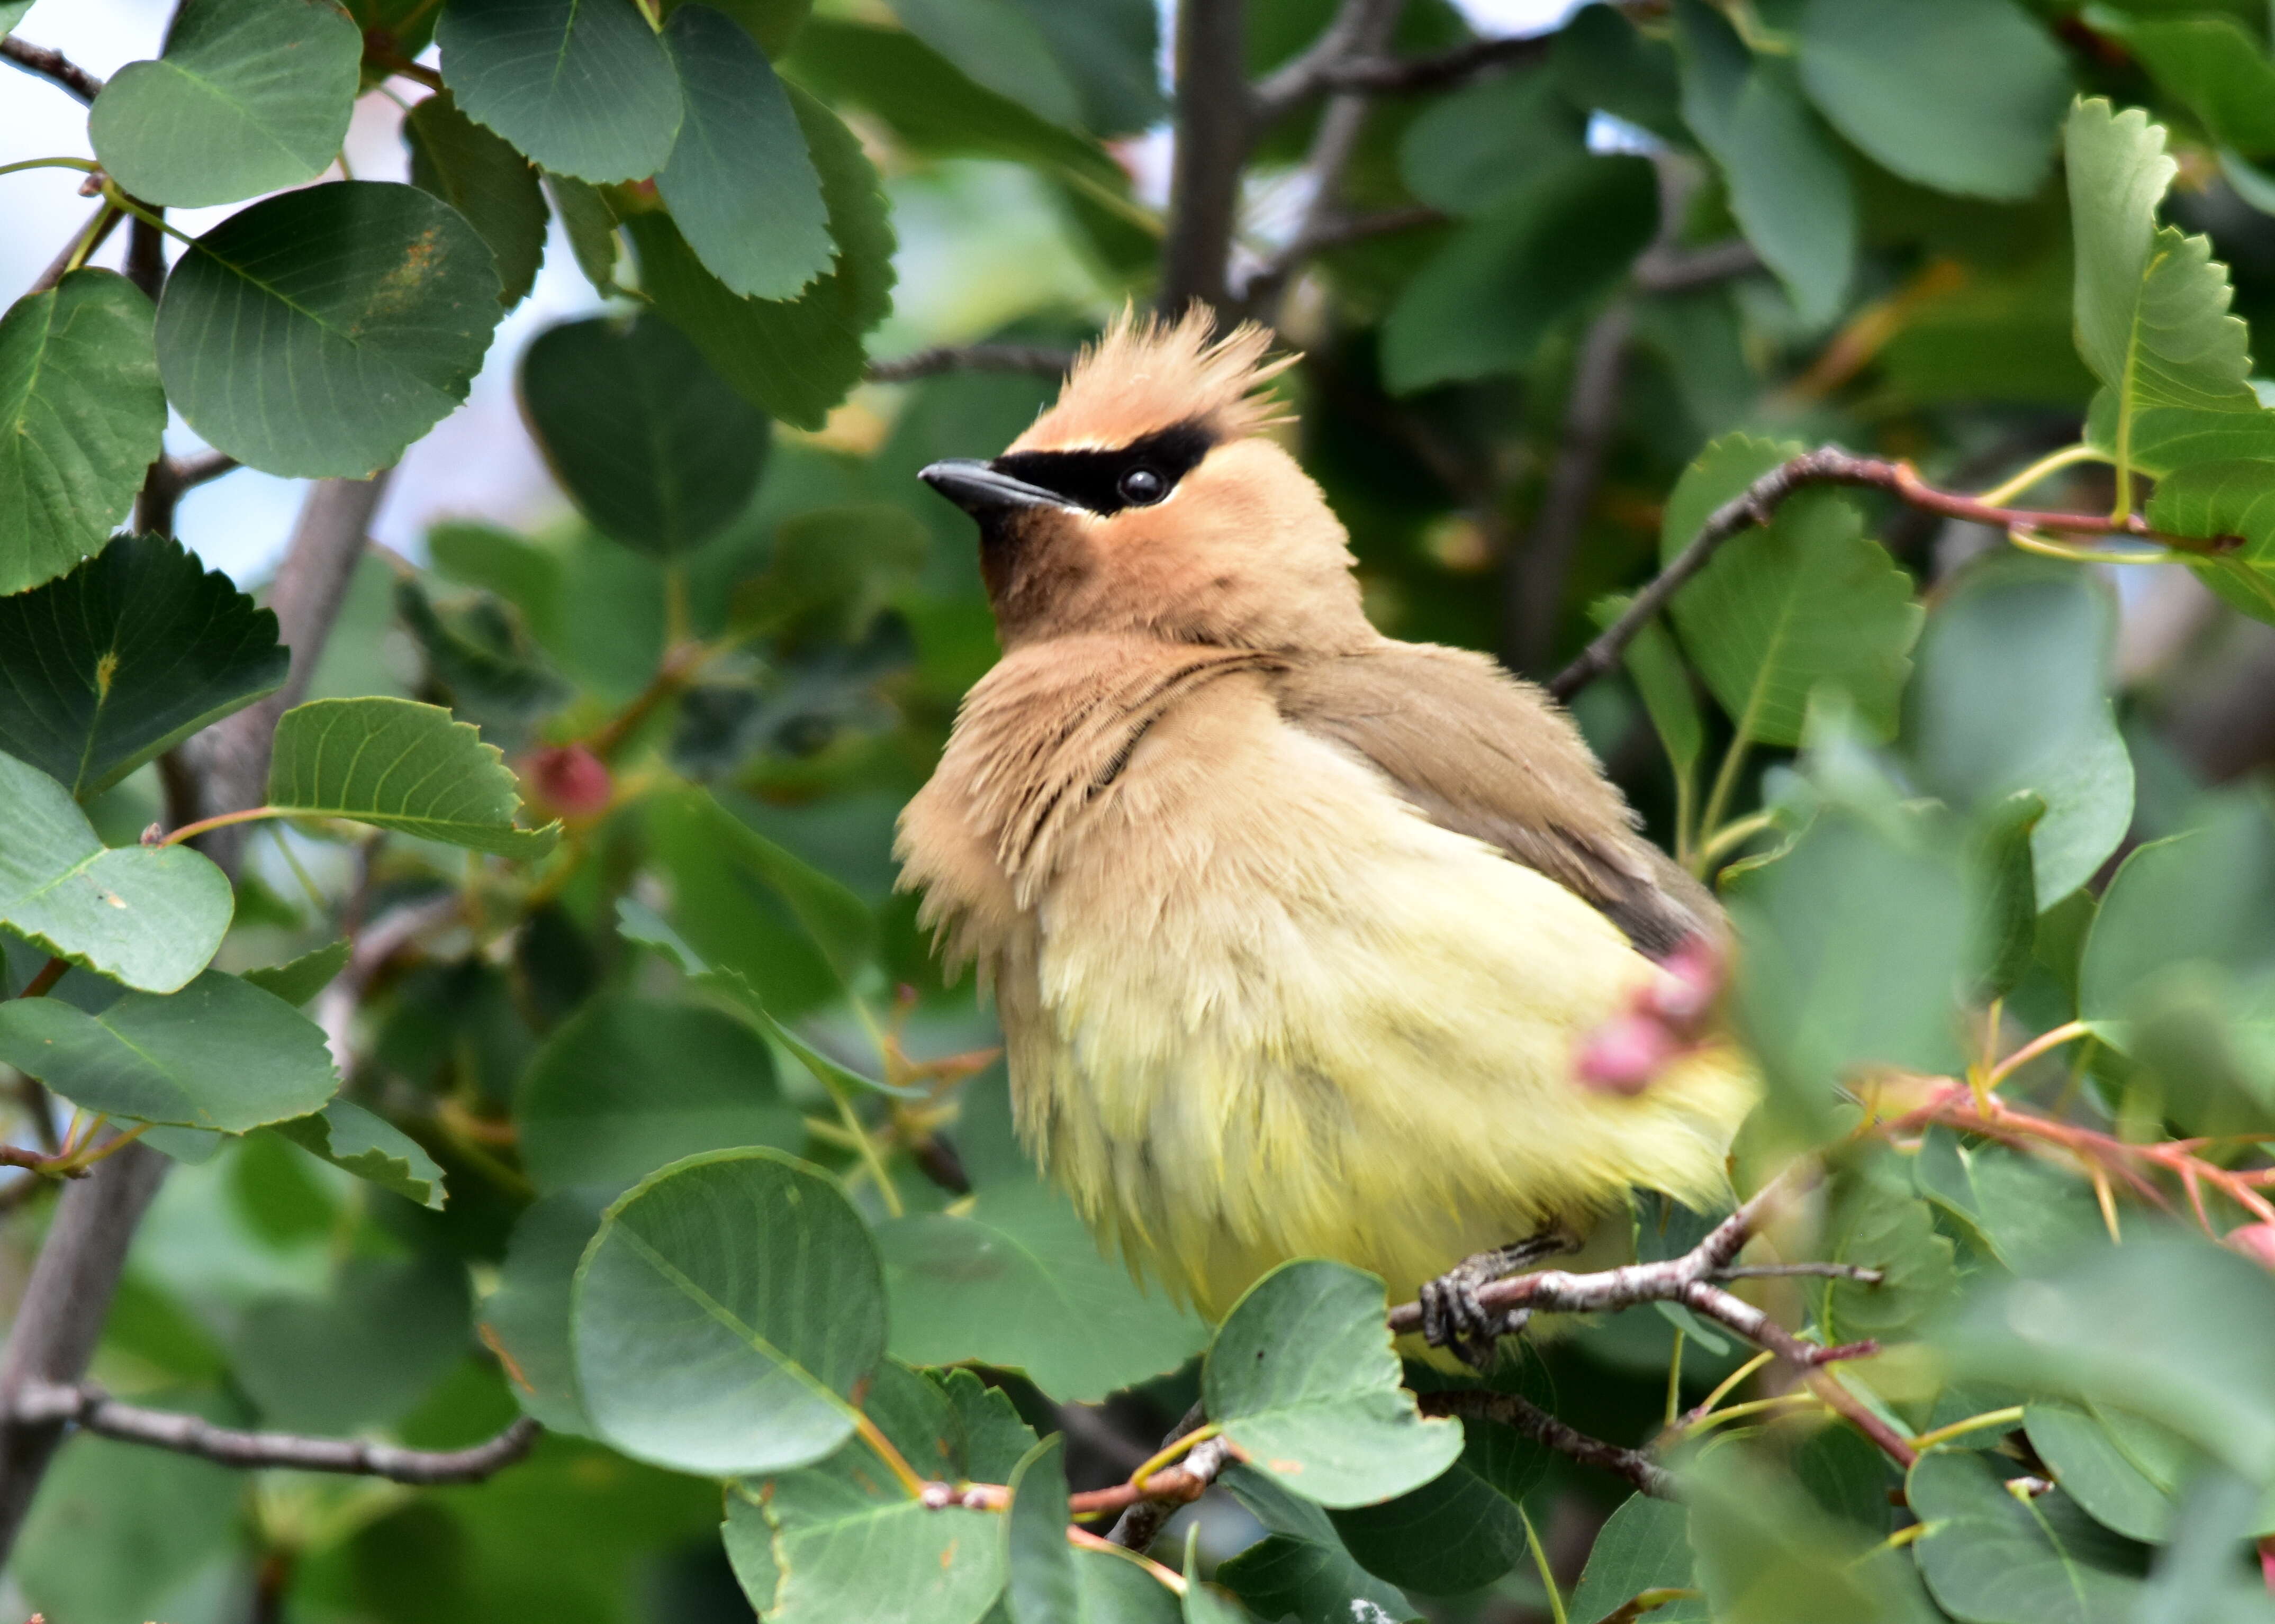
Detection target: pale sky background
<box><xmin>0</xmin><ymin>0</ymin><xmax>1582</xmax><ymax>585</ymax></box>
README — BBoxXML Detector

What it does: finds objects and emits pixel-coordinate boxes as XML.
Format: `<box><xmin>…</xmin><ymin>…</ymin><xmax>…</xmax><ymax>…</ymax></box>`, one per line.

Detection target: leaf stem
<box><xmin>1664</xmin><ymin>1326</ymin><xmax>1685</xmax><ymax>1427</ymax></box>
<box><xmin>0</xmin><ymin>156</ymin><xmax>100</xmax><ymax>179</ymax></box>
<box><xmin>851</xmin><ymin>1410</ymin><xmax>929</xmax><ymax>1499</ymax></box>
<box><xmin>1974</xmin><ymin>442</ymin><xmax>2106</xmax><ymax>507</ymax></box>
<box><xmin>1982</xmin><ymin>1020</ymin><xmax>2091</xmax><ymax>1092</ymax></box>
<box><xmin>1067</xmin><ymin>1527</ymin><xmax>1186</xmax><ymax>1593</ymax></box>
<box><xmin>1520</xmin><ymin>1504</ymin><xmax>1568</xmax><ymax>1624</ymax></box>
<box><xmin>97</xmin><ymin>185</ymin><xmax>197</xmax><ymax>248</ymax></box>
<box><xmin>1694</xmin><ymin>809</ymin><xmax>1775</xmax><ymax>868</ymax></box>
<box><xmin>159</xmin><ymin>805</ymin><xmax>282</xmax><ymax>847</ymax></box>
<box><xmin>1906</xmin><ymin>1405</ymin><xmax>2025</xmax><ymax>1453</ymax></box>
<box><xmin>1692</xmin><ymin>728</ymin><xmax>1755</xmax><ymax>876</ymax></box>
<box><xmin>824</xmin><ymin>1075</ymin><xmax>902</xmax><ymax>1219</ymax></box>
<box><xmin>1129</xmin><ymin>1423</ymin><xmax>1220</xmax><ymax>1491</ymax></box>
<box><xmin>16</xmin><ymin>958</ymin><xmax>68</xmax><ymax>1001</ymax></box>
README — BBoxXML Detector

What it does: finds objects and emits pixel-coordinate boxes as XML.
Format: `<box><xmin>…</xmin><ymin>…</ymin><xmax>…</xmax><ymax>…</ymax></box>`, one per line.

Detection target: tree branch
<box><xmin>1161</xmin><ymin>0</ymin><xmax>1252</xmax><ymax>312</ymax></box>
<box><xmin>1545</xmin><ymin>445</ymin><xmax>2226</xmax><ymax>702</ymax></box>
<box><xmin>1105</xmin><ymin>1400</ymin><xmax>1211</xmax><ymax>1552</ymax></box>
<box><xmin>1253</xmin><ymin>22</ymin><xmax>1547</xmax><ymax>121</ymax></box>
<box><xmin>15</xmin><ymin>1383</ymin><xmax>540</xmax><ymax>1484</ymax></box>
<box><xmin>0</xmin><ymin>37</ymin><xmax>104</xmax><ymax>103</ymax></box>
<box><xmin>0</xmin><ymin>468</ymin><xmax>397</xmax><ymax>1566</ymax></box>
<box><xmin>1420</xmin><ymin>1388</ymin><xmax>1675</xmax><ymax>1500</ymax></box>
<box><xmin>864</xmin><ymin>344</ymin><xmax>1075</xmax><ymax>385</ymax></box>
<box><xmin>1384</xmin><ymin>1173</ymin><xmax>1874</xmax><ymax>1369</ymax></box>
<box><xmin>1633</xmin><ymin>239</ymin><xmax>1763</xmax><ymax>294</ymax></box>
<box><xmin>1506</xmin><ymin>301</ymin><xmax>1632</xmax><ymax>673</ymax></box>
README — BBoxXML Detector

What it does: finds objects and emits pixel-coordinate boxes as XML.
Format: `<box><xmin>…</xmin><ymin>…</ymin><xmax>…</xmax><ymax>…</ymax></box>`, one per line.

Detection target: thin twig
<box><xmin>1236</xmin><ymin>204</ymin><xmax>1444</xmax><ymax>313</ymax></box>
<box><xmin>0</xmin><ymin>37</ymin><xmax>104</xmax><ymax>103</ymax></box>
<box><xmin>29</xmin><ymin>205</ymin><xmax>124</xmax><ymax>297</ymax></box>
<box><xmin>15</xmin><ymin>1383</ymin><xmax>540</xmax><ymax>1484</ymax></box>
<box><xmin>1106</xmin><ymin>1400</ymin><xmax>1208</xmax><ymax>1550</ymax></box>
<box><xmin>1547</xmin><ymin>446</ymin><xmax>2238</xmax><ymax>702</ymax></box>
<box><xmin>1253</xmin><ymin>28</ymin><xmax>1547</xmax><ymax>119</ymax></box>
<box><xmin>1422</xmin><ymin>1389</ymin><xmax>1675</xmax><ymax>1500</ymax></box>
<box><xmin>863</xmin><ymin>344</ymin><xmax>1076</xmax><ymax>385</ymax></box>
<box><xmin>1633</xmin><ymin>239</ymin><xmax>1762</xmax><ymax>294</ymax></box>
<box><xmin>1506</xmin><ymin>301</ymin><xmax>1633</xmax><ymax>672</ymax></box>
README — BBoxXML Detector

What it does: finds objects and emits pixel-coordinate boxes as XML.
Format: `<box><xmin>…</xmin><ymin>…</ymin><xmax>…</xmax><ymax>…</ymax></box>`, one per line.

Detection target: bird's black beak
<box><xmin>919</xmin><ymin>459</ymin><xmax>1062</xmax><ymax>516</ymax></box>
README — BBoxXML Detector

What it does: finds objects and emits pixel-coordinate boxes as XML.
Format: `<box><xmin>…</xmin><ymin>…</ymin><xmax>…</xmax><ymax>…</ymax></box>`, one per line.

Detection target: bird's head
<box><xmin>919</xmin><ymin>307</ymin><xmax>1373</xmax><ymax>652</ymax></box>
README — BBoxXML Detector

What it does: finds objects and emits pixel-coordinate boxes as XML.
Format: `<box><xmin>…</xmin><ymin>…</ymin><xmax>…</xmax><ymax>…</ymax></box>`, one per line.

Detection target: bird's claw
<box><xmin>1418</xmin><ymin>1232</ymin><xmax>1577</xmax><ymax>1370</ymax></box>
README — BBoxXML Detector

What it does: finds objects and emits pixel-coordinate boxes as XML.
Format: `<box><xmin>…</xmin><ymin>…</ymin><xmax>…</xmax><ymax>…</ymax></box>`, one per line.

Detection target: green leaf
<box><xmin>1660</xmin><ymin>436</ymin><xmax>1921</xmax><ymax>748</ymax></box>
<box><xmin>0</xmin><ymin>750</ymin><xmax>231</xmax><ymax>993</ymax></box>
<box><xmin>932</xmin><ymin>1367</ymin><xmax>1039</xmax><ymax>1483</ymax></box>
<box><xmin>435</xmin><ymin>0</ymin><xmax>683</xmax><ymax>183</ymax></box>
<box><xmin>88</xmin><ymin>0</ymin><xmax>363</xmax><ymax>208</ymax></box>
<box><xmin>1399</xmin><ymin>67</ymin><xmax>1587</xmax><ymax>216</ymax></box>
<box><xmin>520</xmin><ymin>314</ymin><xmax>769</xmax><ymax>556</ymax></box>
<box><xmin>544</xmin><ymin>171</ymin><xmax>623</xmax><ymax>296</ymax></box>
<box><xmin>1907</xmin><ymin>1451</ymin><xmax>2150</xmax><ymax>1624</ymax></box>
<box><xmin>2078</xmin><ymin>794</ymin><xmax>2275</xmax><ymax>1048</ymax></box>
<box><xmin>404</xmin><ymin>87</ymin><xmax>548</xmax><ymax>306</ymax></box>
<box><xmin>270</xmin><ymin>1097</ymin><xmax>446</xmax><ymax>1210</ymax></box>
<box><xmin>889</xmin><ymin>0</ymin><xmax>1081</xmax><ymax>129</ymax></box>
<box><xmin>1203</xmin><ymin>1262</ymin><xmax>1462</xmax><ymax>1509</ymax></box>
<box><xmin>1003</xmin><ymin>1435</ymin><xmax>1078</xmax><ymax>1624</ymax></box>
<box><xmin>784</xmin><ymin>17</ymin><xmax>1126</xmax><ymax>192</ymax></box>
<box><xmin>481</xmin><ymin>1184</ymin><xmax>613</xmax><ymax>1435</ymax></box>
<box><xmin>1818</xmin><ymin>1153</ymin><xmax>1956</xmax><ymax>1346</ymax></box>
<box><xmin>727</xmin><ymin>1360</ymin><xmax>1007</xmax><ymax>1623</ymax></box>
<box><xmin>1182</xmin><ymin>1529</ymin><xmax>1249</xmax><ymax>1624</ymax></box>
<box><xmin>1000</xmin><ymin>0</ymin><xmax>1160</xmax><ymax>137</ymax></box>
<box><xmin>1942</xmin><ymin>1236</ymin><xmax>2275</xmax><ymax>1480</ymax></box>
<box><xmin>1675</xmin><ymin>1</ymin><xmax>1854</xmax><ymax>324</ymax></box>
<box><xmin>516</xmin><ymin>993</ymin><xmax>803</xmax><ymax>1191</ymax></box>
<box><xmin>572</xmin><ymin>1147</ymin><xmax>886</xmax><ymax>1475</ymax></box>
<box><xmin>643</xmin><ymin>785</ymin><xmax>873</xmax><ymax>1013</ymax></box>
<box><xmin>0</xmin><ymin>3</ymin><xmax>32</xmax><ymax>39</ymax></box>
<box><xmin>2146</xmin><ymin>459</ymin><xmax>2275</xmax><ymax>625</ymax></box>
<box><xmin>2065</xmin><ymin>99</ymin><xmax>2273</xmax><ymax>498</ymax></box>
<box><xmin>2087</xmin><ymin>8</ymin><xmax>2275</xmax><ymax>159</ymax></box>
<box><xmin>1962</xmin><ymin>1145</ymin><xmax>2108</xmax><ymax>1276</ymax></box>
<box><xmin>240</xmin><ymin>938</ymin><xmax>348</xmax><ymax>1006</ymax></box>
<box><xmin>1379</xmin><ymin>155</ymin><xmax>1656</xmax><ymax>394</ymax></box>
<box><xmin>631</xmin><ymin>86</ymin><xmax>896</xmax><ymax>430</ymax></box>
<box><xmin>875</xmin><ymin>1178</ymin><xmax>1207</xmax><ymax>1402</ymax></box>
<box><xmin>1326</xmin><ymin>1392</ymin><xmax>1548</xmax><ymax>1593</ymax></box>
<box><xmin>1795</xmin><ymin>0</ymin><xmax>2068</xmax><ymax>201</ymax></box>
<box><xmin>656</xmin><ymin>4</ymin><xmax>832</xmax><ymax>301</ymax></box>
<box><xmin>1903</xmin><ymin>557</ymin><xmax>2133</xmax><ymax>908</ymax></box>
<box><xmin>732</xmin><ymin>502</ymin><xmax>929</xmax><ymax>641</ymax></box>
<box><xmin>266</xmin><ymin>696</ymin><xmax>559</xmax><ymax>857</ymax></box>
<box><xmin>0</xmin><ymin>532</ymin><xmax>285</xmax><ymax>800</ymax></box>
<box><xmin>1726</xmin><ymin>810</ymin><xmax>1971</xmax><ymax>1135</ymax></box>
<box><xmin>0</xmin><ymin>270</ymin><xmax>166</xmax><ymax>596</ymax></box>
<box><xmin>1217</xmin><ymin>1532</ymin><xmax>1414</xmax><ymax>1624</ymax></box>
<box><xmin>233</xmin><ymin>1254</ymin><xmax>470</xmax><ymax>1431</ymax></box>
<box><xmin>2024</xmin><ymin>1401</ymin><xmax>2191</xmax><ymax>1545</ymax></box>
<box><xmin>668</xmin><ymin>0</ymin><xmax>809</xmax><ymax>56</ymax></box>
<box><xmin>155</xmin><ymin>182</ymin><xmax>504</xmax><ymax>478</ymax></box>
<box><xmin>1967</xmin><ymin>791</ymin><xmax>2045</xmax><ymax>1000</ymax></box>
<box><xmin>1567</xmin><ymin>1493</ymin><xmax>1707</xmax><ymax>1624</ymax></box>
<box><xmin>16</xmin><ymin>1416</ymin><xmax>243</xmax><ymax>1624</ymax></box>
<box><xmin>1684</xmin><ymin>1443</ymin><xmax>1929</xmax><ymax>1624</ymax></box>
<box><xmin>393</xmin><ymin>578</ymin><xmax>571</xmax><ymax>734</ymax></box>
<box><xmin>1594</xmin><ymin>594</ymin><xmax>1702</xmax><ymax>781</ymax></box>
<box><xmin>0</xmin><ymin>969</ymin><xmax>339</xmax><ymax>1130</ymax></box>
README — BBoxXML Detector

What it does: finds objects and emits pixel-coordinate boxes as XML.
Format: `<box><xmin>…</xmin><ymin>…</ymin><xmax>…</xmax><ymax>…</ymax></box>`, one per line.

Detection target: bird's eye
<box><xmin>1117</xmin><ymin>466</ymin><xmax>1167</xmax><ymax>505</ymax></box>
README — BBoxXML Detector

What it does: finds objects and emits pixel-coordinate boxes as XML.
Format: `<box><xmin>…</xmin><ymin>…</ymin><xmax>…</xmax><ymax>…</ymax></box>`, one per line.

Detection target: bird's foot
<box><xmin>1419</xmin><ymin>1232</ymin><xmax>1578</xmax><ymax>1370</ymax></box>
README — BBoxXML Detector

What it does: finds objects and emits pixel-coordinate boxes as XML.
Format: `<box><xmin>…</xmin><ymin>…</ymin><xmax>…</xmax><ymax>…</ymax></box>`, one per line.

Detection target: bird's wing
<box><xmin>1270</xmin><ymin>642</ymin><xmax>1717</xmax><ymax>957</ymax></box>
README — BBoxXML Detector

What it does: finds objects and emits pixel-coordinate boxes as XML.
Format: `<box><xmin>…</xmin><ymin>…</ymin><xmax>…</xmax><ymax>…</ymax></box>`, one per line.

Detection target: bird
<box><xmin>895</xmin><ymin>307</ymin><xmax>1758</xmax><ymax>1364</ymax></box>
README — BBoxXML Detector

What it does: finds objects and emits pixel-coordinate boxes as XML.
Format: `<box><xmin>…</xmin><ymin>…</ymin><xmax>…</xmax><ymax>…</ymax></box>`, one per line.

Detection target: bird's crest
<box><xmin>1016</xmin><ymin>305</ymin><xmax>1296</xmax><ymax>452</ymax></box>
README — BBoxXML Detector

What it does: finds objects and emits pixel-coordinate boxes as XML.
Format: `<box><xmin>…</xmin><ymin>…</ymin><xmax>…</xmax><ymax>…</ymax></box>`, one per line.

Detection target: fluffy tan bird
<box><xmin>897</xmin><ymin>310</ymin><xmax>1755</xmax><ymax>1360</ymax></box>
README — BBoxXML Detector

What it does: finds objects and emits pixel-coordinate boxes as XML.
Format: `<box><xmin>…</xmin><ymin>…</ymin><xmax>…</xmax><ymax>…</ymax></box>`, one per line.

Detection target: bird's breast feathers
<box><xmin>896</xmin><ymin>637</ymin><xmax>1756</xmax><ymax>1317</ymax></box>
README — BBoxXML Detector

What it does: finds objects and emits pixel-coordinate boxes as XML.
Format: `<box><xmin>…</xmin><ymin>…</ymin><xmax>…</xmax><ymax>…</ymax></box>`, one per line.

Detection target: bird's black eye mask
<box><xmin>989</xmin><ymin>420</ymin><xmax>1215</xmax><ymax>515</ymax></box>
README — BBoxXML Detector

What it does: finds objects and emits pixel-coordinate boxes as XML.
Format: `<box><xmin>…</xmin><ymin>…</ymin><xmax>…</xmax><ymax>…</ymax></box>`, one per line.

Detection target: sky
<box><xmin>0</xmin><ymin>0</ymin><xmax>1583</xmax><ymax>585</ymax></box>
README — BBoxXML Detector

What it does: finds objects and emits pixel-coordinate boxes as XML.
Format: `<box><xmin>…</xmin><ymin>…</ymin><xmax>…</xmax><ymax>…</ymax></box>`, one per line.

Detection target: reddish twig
<box><xmin>1549</xmin><ymin>447</ymin><xmax>2243</xmax><ymax>702</ymax></box>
